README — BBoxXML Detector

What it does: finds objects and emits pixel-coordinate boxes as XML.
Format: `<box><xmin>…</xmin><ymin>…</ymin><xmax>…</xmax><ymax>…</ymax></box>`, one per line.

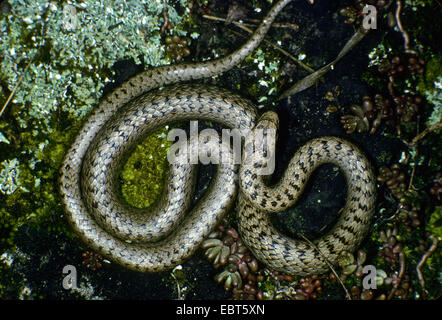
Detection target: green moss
<box><xmin>0</xmin><ymin>112</ymin><xmax>84</xmax><ymax>251</ymax></box>
<box><xmin>343</xmin><ymin>274</ymin><xmax>361</xmax><ymax>289</ymax></box>
<box><xmin>258</xmin><ymin>276</ymin><xmax>276</xmax><ymax>299</ymax></box>
<box><xmin>361</xmin><ymin>70</ymin><xmax>384</xmax><ymax>91</ymax></box>
<box><xmin>426</xmin><ymin>207</ymin><xmax>442</xmax><ymax>239</ymax></box>
<box><xmin>418</xmin><ymin>57</ymin><xmax>442</xmax><ymax>94</ymax></box>
<box><xmin>0</xmin><ymin>0</ymin><xmax>191</xmax><ymax>254</ymax></box>
<box><xmin>243</xmin><ymin>47</ymin><xmax>282</xmax><ymax>102</ymax></box>
<box><xmin>120</xmin><ymin>127</ymin><xmax>173</xmax><ymax>209</ymax></box>
<box><xmin>0</xmin><ymin>261</ymin><xmax>23</xmax><ymax>298</ymax></box>
<box><xmin>375</xmin><ymin>151</ymin><xmax>394</xmax><ymax>166</ymax></box>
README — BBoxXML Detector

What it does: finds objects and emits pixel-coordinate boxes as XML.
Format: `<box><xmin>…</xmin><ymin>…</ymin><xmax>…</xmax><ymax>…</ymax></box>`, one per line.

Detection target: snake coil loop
<box><xmin>59</xmin><ymin>0</ymin><xmax>376</xmax><ymax>275</ymax></box>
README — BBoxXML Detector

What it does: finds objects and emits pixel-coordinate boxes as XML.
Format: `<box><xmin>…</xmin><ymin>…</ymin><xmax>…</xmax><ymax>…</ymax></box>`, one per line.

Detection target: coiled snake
<box><xmin>59</xmin><ymin>0</ymin><xmax>376</xmax><ymax>275</ymax></box>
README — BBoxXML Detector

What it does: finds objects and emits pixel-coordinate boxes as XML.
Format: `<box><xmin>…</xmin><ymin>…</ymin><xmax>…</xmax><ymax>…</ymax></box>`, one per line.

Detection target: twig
<box><xmin>299</xmin><ymin>234</ymin><xmax>352</xmax><ymax>300</ymax></box>
<box><xmin>387</xmin><ymin>75</ymin><xmax>396</xmax><ymax>97</ymax></box>
<box><xmin>0</xmin><ymin>58</ymin><xmax>33</xmax><ymax>119</ymax></box>
<box><xmin>243</xmin><ymin>18</ymin><xmax>299</xmax><ymax>31</ymax></box>
<box><xmin>410</xmin><ymin>123</ymin><xmax>442</xmax><ymax>146</ymax></box>
<box><xmin>161</xmin><ymin>8</ymin><xmax>169</xmax><ymax>33</ymax></box>
<box><xmin>395</xmin><ymin>0</ymin><xmax>418</xmax><ymax>55</ymax></box>
<box><xmin>416</xmin><ymin>235</ymin><xmax>439</xmax><ymax>300</ymax></box>
<box><xmin>228</xmin><ymin>28</ymin><xmax>315</xmax><ymax>74</ymax></box>
<box><xmin>401</xmin><ymin>121</ymin><xmax>441</xmax><ymax>191</ymax></box>
<box><xmin>203</xmin><ymin>14</ymin><xmax>299</xmax><ymax>31</ymax></box>
<box><xmin>202</xmin><ymin>14</ymin><xmax>315</xmax><ymax>74</ymax></box>
<box><xmin>387</xmin><ymin>252</ymin><xmax>406</xmax><ymax>299</ymax></box>
<box><xmin>408</xmin><ymin>163</ymin><xmax>417</xmax><ymax>191</ymax></box>
<box><xmin>279</xmin><ymin>27</ymin><xmax>369</xmax><ymax>99</ymax></box>
<box><xmin>170</xmin><ymin>268</ymin><xmax>184</xmax><ymax>300</ymax></box>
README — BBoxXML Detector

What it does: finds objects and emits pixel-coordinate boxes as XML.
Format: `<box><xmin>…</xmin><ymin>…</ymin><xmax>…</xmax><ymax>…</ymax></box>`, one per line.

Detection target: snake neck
<box><xmin>60</xmin><ymin>0</ymin><xmax>293</xmax><ymax>186</ymax></box>
<box><xmin>240</xmin><ymin>136</ymin><xmax>376</xmax><ymax>214</ymax></box>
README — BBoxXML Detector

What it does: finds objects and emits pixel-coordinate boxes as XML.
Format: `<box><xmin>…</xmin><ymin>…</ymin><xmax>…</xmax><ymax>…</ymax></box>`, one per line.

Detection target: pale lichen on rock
<box><xmin>0</xmin><ymin>0</ymin><xmax>189</xmax><ymax>265</ymax></box>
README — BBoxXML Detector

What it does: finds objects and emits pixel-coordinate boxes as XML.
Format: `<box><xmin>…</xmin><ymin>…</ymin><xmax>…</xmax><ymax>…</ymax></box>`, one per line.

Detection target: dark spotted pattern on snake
<box><xmin>59</xmin><ymin>0</ymin><xmax>376</xmax><ymax>275</ymax></box>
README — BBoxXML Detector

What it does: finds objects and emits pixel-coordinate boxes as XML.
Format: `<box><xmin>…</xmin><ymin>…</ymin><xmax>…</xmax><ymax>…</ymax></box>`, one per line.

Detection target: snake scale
<box><xmin>59</xmin><ymin>0</ymin><xmax>376</xmax><ymax>275</ymax></box>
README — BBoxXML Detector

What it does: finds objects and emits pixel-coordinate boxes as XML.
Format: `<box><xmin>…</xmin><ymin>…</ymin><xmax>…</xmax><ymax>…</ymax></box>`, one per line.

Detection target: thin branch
<box><xmin>279</xmin><ymin>27</ymin><xmax>369</xmax><ymax>99</ymax></box>
<box><xmin>387</xmin><ymin>252</ymin><xmax>406</xmax><ymax>300</ymax></box>
<box><xmin>241</xmin><ymin>18</ymin><xmax>299</xmax><ymax>31</ymax></box>
<box><xmin>202</xmin><ymin>14</ymin><xmax>315</xmax><ymax>74</ymax></box>
<box><xmin>161</xmin><ymin>7</ymin><xmax>169</xmax><ymax>33</ymax></box>
<box><xmin>407</xmin><ymin>129</ymin><xmax>418</xmax><ymax>191</ymax></box>
<box><xmin>408</xmin><ymin>163</ymin><xmax>417</xmax><ymax>191</ymax></box>
<box><xmin>299</xmin><ymin>234</ymin><xmax>351</xmax><ymax>300</ymax></box>
<box><xmin>203</xmin><ymin>14</ymin><xmax>299</xmax><ymax>31</ymax></box>
<box><xmin>228</xmin><ymin>28</ymin><xmax>315</xmax><ymax>74</ymax></box>
<box><xmin>170</xmin><ymin>269</ymin><xmax>184</xmax><ymax>300</ymax></box>
<box><xmin>0</xmin><ymin>58</ymin><xmax>33</xmax><ymax>119</ymax></box>
<box><xmin>410</xmin><ymin>123</ymin><xmax>442</xmax><ymax>146</ymax></box>
<box><xmin>416</xmin><ymin>235</ymin><xmax>439</xmax><ymax>300</ymax></box>
<box><xmin>395</xmin><ymin>0</ymin><xmax>418</xmax><ymax>55</ymax></box>
<box><xmin>387</xmin><ymin>75</ymin><xmax>396</xmax><ymax>97</ymax></box>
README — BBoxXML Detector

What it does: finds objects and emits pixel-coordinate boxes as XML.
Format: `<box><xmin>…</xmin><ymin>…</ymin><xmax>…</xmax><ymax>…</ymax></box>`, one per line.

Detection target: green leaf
<box><xmin>0</xmin><ymin>132</ymin><xmax>10</xmax><ymax>144</ymax></box>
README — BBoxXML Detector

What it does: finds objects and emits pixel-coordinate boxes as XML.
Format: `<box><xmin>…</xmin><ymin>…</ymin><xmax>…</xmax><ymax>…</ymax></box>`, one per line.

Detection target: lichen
<box><xmin>417</xmin><ymin>56</ymin><xmax>442</xmax><ymax>125</ymax></box>
<box><xmin>0</xmin><ymin>0</ymin><xmax>187</xmax><ymax>124</ymax></box>
<box><xmin>422</xmin><ymin>76</ymin><xmax>442</xmax><ymax>126</ymax></box>
<box><xmin>0</xmin><ymin>0</ymin><xmax>440</xmax><ymax>300</ymax></box>
<box><xmin>417</xmin><ymin>57</ymin><xmax>442</xmax><ymax>93</ymax></box>
<box><xmin>0</xmin><ymin>0</ymin><xmax>188</xmax><ymax>253</ymax></box>
<box><xmin>0</xmin><ymin>158</ymin><xmax>22</xmax><ymax>195</ymax></box>
<box><xmin>244</xmin><ymin>47</ymin><xmax>281</xmax><ymax>105</ymax></box>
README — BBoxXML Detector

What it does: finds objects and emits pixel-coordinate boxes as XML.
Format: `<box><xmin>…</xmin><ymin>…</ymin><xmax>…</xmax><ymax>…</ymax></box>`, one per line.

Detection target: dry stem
<box><xmin>395</xmin><ymin>0</ymin><xmax>418</xmax><ymax>55</ymax></box>
<box><xmin>387</xmin><ymin>252</ymin><xmax>406</xmax><ymax>299</ymax></box>
<box><xmin>202</xmin><ymin>14</ymin><xmax>315</xmax><ymax>74</ymax></box>
<box><xmin>410</xmin><ymin>123</ymin><xmax>442</xmax><ymax>146</ymax></box>
<box><xmin>0</xmin><ymin>58</ymin><xmax>33</xmax><ymax>119</ymax></box>
<box><xmin>416</xmin><ymin>235</ymin><xmax>439</xmax><ymax>299</ymax></box>
<box><xmin>300</xmin><ymin>234</ymin><xmax>352</xmax><ymax>300</ymax></box>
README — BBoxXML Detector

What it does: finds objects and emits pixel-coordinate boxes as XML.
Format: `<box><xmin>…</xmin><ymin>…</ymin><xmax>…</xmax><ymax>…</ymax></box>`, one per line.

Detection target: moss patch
<box><xmin>120</xmin><ymin>127</ymin><xmax>173</xmax><ymax>209</ymax></box>
<box><xmin>418</xmin><ymin>57</ymin><xmax>442</xmax><ymax>94</ymax></box>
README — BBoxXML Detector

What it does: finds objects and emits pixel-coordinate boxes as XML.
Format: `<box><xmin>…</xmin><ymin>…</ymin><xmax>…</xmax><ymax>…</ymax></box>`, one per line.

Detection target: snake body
<box><xmin>59</xmin><ymin>0</ymin><xmax>376</xmax><ymax>275</ymax></box>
